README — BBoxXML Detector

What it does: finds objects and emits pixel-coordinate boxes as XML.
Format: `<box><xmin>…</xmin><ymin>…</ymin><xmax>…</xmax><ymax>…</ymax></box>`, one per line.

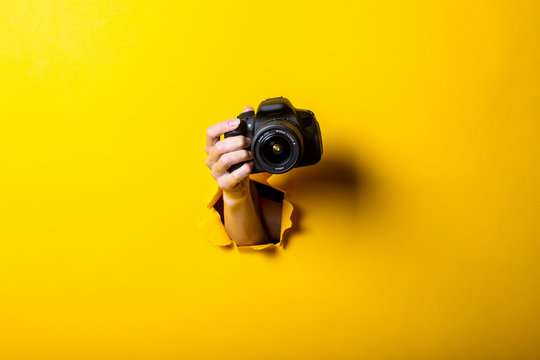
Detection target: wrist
<box><xmin>222</xmin><ymin>180</ymin><xmax>250</xmax><ymax>202</ymax></box>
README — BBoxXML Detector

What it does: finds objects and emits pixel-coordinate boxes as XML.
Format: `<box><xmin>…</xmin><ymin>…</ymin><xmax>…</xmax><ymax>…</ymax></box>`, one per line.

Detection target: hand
<box><xmin>205</xmin><ymin>106</ymin><xmax>255</xmax><ymax>194</ymax></box>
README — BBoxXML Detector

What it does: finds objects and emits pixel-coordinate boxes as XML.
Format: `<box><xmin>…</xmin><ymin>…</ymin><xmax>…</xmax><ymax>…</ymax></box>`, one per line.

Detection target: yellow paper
<box><xmin>2</xmin><ymin>1</ymin><xmax>540</xmax><ymax>359</ymax></box>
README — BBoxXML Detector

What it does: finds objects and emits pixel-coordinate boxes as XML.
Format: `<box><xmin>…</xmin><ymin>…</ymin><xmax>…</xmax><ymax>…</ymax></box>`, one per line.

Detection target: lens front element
<box><xmin>253</xmin><ymin>120</ymin><xmax>303</xmax><ymax>174</ymax></box>
<box><xmin>262</xmin><ymin>135</ymin><xmax>291</xmax><ymax>165</ymax></box>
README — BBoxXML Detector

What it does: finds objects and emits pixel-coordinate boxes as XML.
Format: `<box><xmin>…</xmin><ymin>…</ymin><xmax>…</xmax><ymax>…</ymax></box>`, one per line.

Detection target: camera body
<box><xmin>224</xmin><ymin>97</ymin><xmax>323</xmax><ymax>174</ymax></box>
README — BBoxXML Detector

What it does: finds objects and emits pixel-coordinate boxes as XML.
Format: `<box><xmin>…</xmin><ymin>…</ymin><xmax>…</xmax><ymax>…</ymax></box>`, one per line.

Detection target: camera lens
<box><xmin>261</xmin><ymin>136</ymin><xmax>291</xmax><ymax>165</ymax></box>
<box><xmin>252</xmin><ymin>120</ymin><xmax>303</xmax><ymax>174</ymax></box>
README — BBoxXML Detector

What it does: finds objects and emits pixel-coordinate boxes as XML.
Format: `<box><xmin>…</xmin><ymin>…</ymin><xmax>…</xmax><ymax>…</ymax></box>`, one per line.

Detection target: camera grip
<box><xmin>223</xmin><ymin>120</ymin><xmax>249</xmax><ymax>173</ymax></box>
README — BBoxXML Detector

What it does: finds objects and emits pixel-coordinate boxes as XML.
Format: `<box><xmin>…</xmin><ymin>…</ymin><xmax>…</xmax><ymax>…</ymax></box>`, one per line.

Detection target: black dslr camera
<box><xmin>224</xmin><ymin>97</ymin><xmax>323</xmax><ymax>174</ymax></box>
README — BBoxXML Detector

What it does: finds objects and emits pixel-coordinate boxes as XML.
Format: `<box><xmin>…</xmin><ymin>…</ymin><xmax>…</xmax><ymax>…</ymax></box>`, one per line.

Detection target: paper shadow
<box><xmin>280</xmin><ymin>149</ymin><xmax>366</xmax><ymax>212</ymax></box>
<box><xmin>276</xmin><ymin>146</ymin><xmax>370</xmax><ymax>248</ymax></box>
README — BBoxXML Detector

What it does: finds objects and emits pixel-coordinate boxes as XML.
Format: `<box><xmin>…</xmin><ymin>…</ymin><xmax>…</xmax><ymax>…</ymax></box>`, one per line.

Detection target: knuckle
<box><xmin>214</xmin><ymin>141</ymin><xmax>225</xmax><ymax>153</ymax></box>
<box><xmin>217</xmin><ymin>178</ymin><xmax>228</xmax><ymax>189</ymax></box>
<box><xmin>220</xmin><ymin>153</ymin><xmax>232</xmax><ymax>167</ymax></box>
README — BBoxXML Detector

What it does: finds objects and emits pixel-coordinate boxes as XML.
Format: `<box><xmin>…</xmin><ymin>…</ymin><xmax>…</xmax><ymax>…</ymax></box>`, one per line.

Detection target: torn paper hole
<box><xmin>198</xmin><ymin>173</ymin><xmax>294</xmax><ymax>252</ymax></box>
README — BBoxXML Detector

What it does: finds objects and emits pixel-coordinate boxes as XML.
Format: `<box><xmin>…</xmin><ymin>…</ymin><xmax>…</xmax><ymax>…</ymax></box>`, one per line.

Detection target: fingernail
<box><xmin>228</xmin><ymin>119</ymin><xmax>240</xmax><ymax>126</ymax></box>
<box><xmin>246</xmin><ymin>137</ymin><xmax>251</xmax><ymax>144</ymax></box>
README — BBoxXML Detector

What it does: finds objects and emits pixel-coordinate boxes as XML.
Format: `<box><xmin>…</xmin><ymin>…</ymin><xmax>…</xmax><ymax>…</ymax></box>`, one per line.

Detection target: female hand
<box><xmin>205</xmin><ymin>106</ymin><xmax>255</xmax><ymax>195</ymax></box>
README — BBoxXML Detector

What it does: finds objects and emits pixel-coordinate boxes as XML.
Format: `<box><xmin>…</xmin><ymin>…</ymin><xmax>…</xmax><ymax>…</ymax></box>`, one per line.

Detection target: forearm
<box><xmin>223</xmin><ymin>182</ymin><xmax>268</xmax><ymax>246</ymax></box>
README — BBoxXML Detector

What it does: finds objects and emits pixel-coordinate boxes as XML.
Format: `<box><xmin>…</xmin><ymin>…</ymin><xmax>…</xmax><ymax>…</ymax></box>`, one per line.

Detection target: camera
<box><xmin>224</xmin><ymin>97</ymin><xmax>323</xmax><ymax>174</ymax></box>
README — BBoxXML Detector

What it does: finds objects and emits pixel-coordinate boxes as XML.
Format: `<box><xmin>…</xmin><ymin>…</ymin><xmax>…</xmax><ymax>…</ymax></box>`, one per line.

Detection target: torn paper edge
<box><xmin>198</xmin><ymin>175</ymin><xmax>293</xmax><ymax>252</ymax></box>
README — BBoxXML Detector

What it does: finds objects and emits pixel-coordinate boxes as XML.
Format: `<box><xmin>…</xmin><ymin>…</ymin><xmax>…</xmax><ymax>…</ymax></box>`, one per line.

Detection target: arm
<box><xmin>222</xmin><ymin>178</ymin><xmax>268</xmax><ymax>246</ymax></box>
<box><xmin>205</xmin><ymin>106</ymin><xmax>269</xmax><ymax>246</ymax></box>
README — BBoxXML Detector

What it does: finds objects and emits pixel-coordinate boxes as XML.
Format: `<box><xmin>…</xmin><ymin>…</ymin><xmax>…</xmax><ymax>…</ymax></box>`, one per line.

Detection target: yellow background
<box><xmin>1</xmin><ymin>1</ymin><xmax>539</xmax><ymax>359</ymax></box>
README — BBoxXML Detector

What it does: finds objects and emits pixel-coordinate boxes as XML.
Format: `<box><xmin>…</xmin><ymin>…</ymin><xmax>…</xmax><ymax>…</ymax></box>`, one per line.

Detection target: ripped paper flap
<box><xmin>198</xmin><ymin>174</ymin><xmax>293</xmax><ymax>252</ymax></box>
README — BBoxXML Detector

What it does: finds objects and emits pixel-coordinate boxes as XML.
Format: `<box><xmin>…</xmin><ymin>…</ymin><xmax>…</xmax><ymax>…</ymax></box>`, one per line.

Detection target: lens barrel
<box><xmin>252</xmin><ymin>120</ymin><xmax>303</xmax><ymax>174</ymax></box>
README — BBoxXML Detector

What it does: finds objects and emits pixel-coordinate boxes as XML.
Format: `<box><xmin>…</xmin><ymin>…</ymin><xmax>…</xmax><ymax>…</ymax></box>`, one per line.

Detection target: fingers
<box><xmin>205</xmin><ymin>118</ymin><xmax>240</xmax><ymax>154</ymax></box>
<box><xmin>205</xmin><ymin>105</ymin><xmax>256</xmax><ymax>191</ymax></box>
<box><xmin>205</xmin><ymin>135</ymin><xmax>251</xmax><ymax>169</ymax></box>
<box><xmin>205</xmin><ymin>105</ymin><xmax>254</xmax><ymax>154</ymax></box>
<box><xmin>211</xmin><ymin>149</ymin><xmax>253</xmax><ymax>178</ymax></box>
<box><xmin>215</xmin><ymin>161</ymin><xmax>254</xmax><ymax>191</ymax></box>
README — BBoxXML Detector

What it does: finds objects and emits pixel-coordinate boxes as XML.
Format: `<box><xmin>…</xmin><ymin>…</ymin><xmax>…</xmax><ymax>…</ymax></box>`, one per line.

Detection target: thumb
<box><xmin>242</xmin><ymin>105</ymin><xmax>254</xmax><ymax>113</ymax></box>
